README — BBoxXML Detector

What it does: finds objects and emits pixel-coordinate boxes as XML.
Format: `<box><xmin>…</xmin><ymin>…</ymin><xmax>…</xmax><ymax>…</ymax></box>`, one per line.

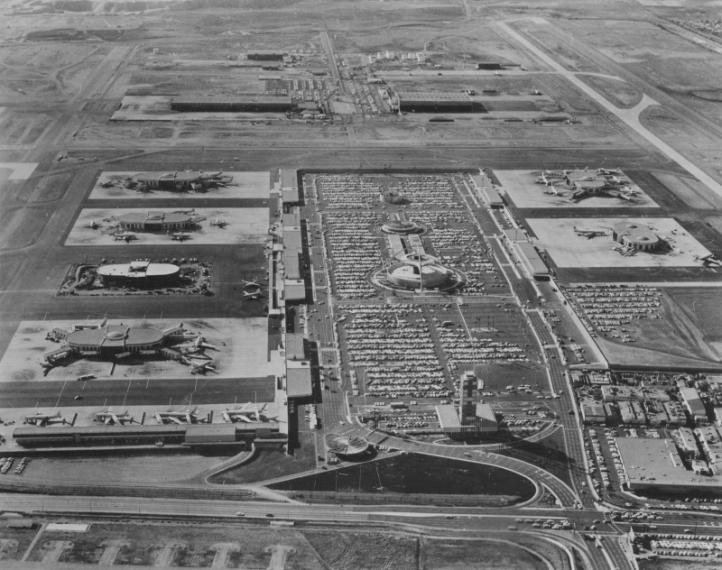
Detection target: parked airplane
<box><xmin>171</xmin><ymin>232</ymin><xmax>192</xmax><ymax>241</ymax></box>
<box><xmin>114</xmin><ymin>232</ymin><xmax>136</xmax><ymax>242</ymax></box>
<box><xmin>573</xmin><ymin>226</ymin><xmax>608</xmax><ymax>239</ymax></box>
<box><xmin>190</xmin><ymin>360</ymin><xmax>216</xmax><ymax>375</ymax></box>
<box><xmin>23</xmin><ymin>411</ymin><xmax>68</xmax><ymax>427</ymax></box>
<box><xmin>94</xmin><ymin>409</ymin><xmax>139</xmax><ymax>426</ymax></box>
<box><xmin>155</xmin><ymin>407</ymin><xmax>206</xmax><ymax>424</ymax></box>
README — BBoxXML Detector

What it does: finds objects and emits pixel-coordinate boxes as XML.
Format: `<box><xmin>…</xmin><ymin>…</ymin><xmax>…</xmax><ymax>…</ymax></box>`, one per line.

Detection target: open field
<box><xmin>495</xmin><ymin>169</ymin><xmax>658</xmax><ymax>209</ymax></box>
<box><xmin>528</xmin><ymin>217</ymin><xmax>710</xmax><ymax>269</ymax></box>
<box><xmin>0</xmin><ymin>318</ymin><xmax>281</xmax><ymax>383</ymax></box>
<box><xmin>8</xmin><ymin>450</ymin><xmax>239</xmax><ymax>486</ymax></box>
<box><xmin>65</xmin><ymin>207</ymin><xmax>269</xmax><ymax>246</ymax></box>
<box><xmin>423</xmin><ymin>538</ymin><xmax>548</xmax><ymax>570</ymax></box>
<box><xmin>28</xmin><ymin>522</ymin><xmax>324</xmax><ymax>568</ymax></box>
<box><xmin>89</xmin><ymin>171</ymin><xmax>270</xmax><ymax>200</ymax></box>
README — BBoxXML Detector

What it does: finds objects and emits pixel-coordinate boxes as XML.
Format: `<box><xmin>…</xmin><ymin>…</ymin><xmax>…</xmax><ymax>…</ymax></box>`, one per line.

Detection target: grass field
<box><xmin>210</xmin><ymin>430</ymin><xmax>317</xmax><ymax>485</ymax></box>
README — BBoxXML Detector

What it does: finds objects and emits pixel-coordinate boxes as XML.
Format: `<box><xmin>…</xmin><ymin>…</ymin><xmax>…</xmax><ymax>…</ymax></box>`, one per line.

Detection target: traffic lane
<box><xmin>0</xmin><ymin>376</ymin><xmax>275</xmax><ymax>408</ymax></box>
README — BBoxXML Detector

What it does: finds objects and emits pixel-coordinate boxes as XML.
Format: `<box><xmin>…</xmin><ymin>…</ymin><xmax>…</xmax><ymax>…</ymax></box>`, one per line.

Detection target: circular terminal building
<box><xmin>612</xmin><ymin>222</ymin><xmax>661</xmax><ymax>252</ymax></box>
<box><xmin>118</xmin><ymin>211</ymin><xmax>195</xmax><ymax>232</ymax></box>
<box><xmin>381</xmin><ymin>188</ymin><xmax>408</xmax><ymax>205</ymax></box>
<box><xmin>97</xmin><ymin>260</ymin><xmax>180</xmax><ymax>287</ymax></box>
<box><xmin>381</xmin><ymin>219</ymin><xmax>425</xmax><ymax>235</ymax></box>
<box><xmin>325</xmin><ymin>433</ymin><xmax>371</xmax><ymax>459</ymax></box>
<box><xmin>374</xmin><ymin>252</ymin><xmax>465</xmax><ymax>293</ymax></box>
<box><xmin>66</xmin><ymin>323</ymin><xmax>183</xmax><ymax>357</ymax></box>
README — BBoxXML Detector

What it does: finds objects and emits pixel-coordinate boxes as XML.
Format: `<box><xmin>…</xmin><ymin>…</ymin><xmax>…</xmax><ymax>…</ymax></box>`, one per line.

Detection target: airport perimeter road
<box><xmin>496</xmin><ymin>20</ymin><xmax>722</xmax><ymax>198</ymax></box>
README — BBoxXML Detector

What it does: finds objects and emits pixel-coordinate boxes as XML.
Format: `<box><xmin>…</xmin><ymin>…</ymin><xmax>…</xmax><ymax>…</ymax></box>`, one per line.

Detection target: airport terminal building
<box><xmin>118</xmin><ymin>211</ymin><xmax>195</xmax><ymax>232</ymax></box>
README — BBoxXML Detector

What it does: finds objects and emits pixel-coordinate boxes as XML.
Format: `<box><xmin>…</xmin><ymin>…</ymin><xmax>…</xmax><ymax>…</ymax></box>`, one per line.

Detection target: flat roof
<box><xmin>285</xmin><ymin>253</ymin><xmax>301</xmax><ymax>280</ymax></box>
<box><xmin>517</xmin><ymin>242</ymin><xmax>548</xmax><ymax>275</ymax></box>
<box><xmin>436</xmin><ymin>404</ymin><xmax>461</xmax><ymax>429</ymax></box>
<box><xmin>616</xmin><ymin>437</ymin><xmax>722</xmax><ymax>488</ymax></box>
<box><xmin>282</xmin><ymin>187</ymin><xmax>300</xmax><ymax>204</ymax></box>
<box><xmin>280</xmin><ymin>168</ymin><xmax>297</xmax><ymax>189</ymax></box>
<box><xmin>285</xmin><ymin>333</ymin><xmax>306</xmax><ymax>361</ymax></box>
<box><xmin>284</xmin><ymin>226</ymin><xmax>302</xmax><ymax>252</ymax></box>
<box><xmin>284</xmin><ymin>280</ymin><xmax>306</xmax><ymax>302</ymax></box>
<box><xmin>98</xmin><ymin>262</ymin><xmax>179</xmax><ymax>278</ymax></box>
<box><xmin>286</xmin><ymin>362</ymin><xmax>313</xmax><ymax>398</ymax></box>
<box><xmin>475</xmin><ymin>402</ymin><xmax>497</xmax><ymax>423</ymax></box>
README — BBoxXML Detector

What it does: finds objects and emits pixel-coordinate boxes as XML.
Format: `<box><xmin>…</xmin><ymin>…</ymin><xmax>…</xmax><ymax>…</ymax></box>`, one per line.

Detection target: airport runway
<box><xmin>0</xmin><ymin>376</ymin><xmax>275</xmax><ymax>409</ymax></box>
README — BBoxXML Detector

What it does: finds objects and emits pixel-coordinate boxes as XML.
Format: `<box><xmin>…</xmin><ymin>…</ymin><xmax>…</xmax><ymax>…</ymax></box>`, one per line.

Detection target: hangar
<box><xmin>170</xmin><ymin>96</ymin><xmax>297</xmax><ymax>113</ymax></box>
<box><xmin>395</xmin><ymin>92</ymin><xmax>487</xmax><ymax>113</ymax></box>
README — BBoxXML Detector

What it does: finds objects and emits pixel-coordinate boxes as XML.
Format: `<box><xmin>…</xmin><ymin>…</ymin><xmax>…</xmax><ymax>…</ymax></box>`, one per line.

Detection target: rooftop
<box><xmin>616</xmin><ymin>437</ymin><xmax>722</xmax><ymax>488</ymax></box>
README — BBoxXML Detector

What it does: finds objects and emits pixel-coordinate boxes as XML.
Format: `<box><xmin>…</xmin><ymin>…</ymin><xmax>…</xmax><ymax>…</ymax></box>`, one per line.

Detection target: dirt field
<box><xmin>528</xmin><ymin>217</ymin><xmax>710</xmax><ymax>268</ymax></box>
<box><xmin>65</xmin><ymin>207</ymin><xmax>269</xmax><ymax>246</ymax></box>
<box><xmin>423</xmin><ymin>538</ymin><xmax>548</xmax><ymax>570</ymax></box>
<box><xmin>28</xmin><ymin>523</ymin><xmax>324</xmax><ymax>568</ymax></box>
<box><xmin>0</xmin><ymin>318</ymin><xmax>282</xmax><ymax>383</ymax></box>
<box><xmin>89</xmin><ymin>171</ymin><xmax>270</xmax><ymax>200</ymax></box>
<box><xmin>495</xmin><ymin>169</ymin><xmax>658</xmax><ymax>209</ymax></box>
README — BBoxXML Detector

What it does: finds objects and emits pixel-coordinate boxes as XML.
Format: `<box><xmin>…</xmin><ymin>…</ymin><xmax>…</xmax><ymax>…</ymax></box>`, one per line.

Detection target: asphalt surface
<box><xmin>0</xmin><ymin>376</ymin><xmax>275</xmax><ymax>408</ymax></box>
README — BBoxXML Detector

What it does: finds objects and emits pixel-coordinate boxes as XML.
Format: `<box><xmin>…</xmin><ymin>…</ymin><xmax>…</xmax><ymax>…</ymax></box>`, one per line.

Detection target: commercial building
<box><xmin>671</xmin><ymin>427</ymin><xmax>700</xmax><ymax>459</ymax></box>
<box><xmin>615</xmin><ymin>437</ymin><xmax>722</xmax><ymax>495</ymax></box>
<box><xmin>516</xmin><ymin>242</ymin><xmax>549</xmax><ymax>281</ymax></box>
<box><xmin>581</xmin><ymin>400</ymin><xmax>606</xmax><ymax>424</ymax></box>
<box><xmin>280</xmin><ymin>169</ymin><xmax>300</xmax><ymax>206</ymax></box>
<box><xmin>118</xmin><ymin>211</ymin><xmax>195</xmax><ymax>232</ymax></box>
<box><xmin>286</xmin><ymin>360</ymin><xmax>313</xmax><ymax>403</ymax></box>
<box><xmin>694</xmin><ymin>426</ymin><xmax>722</xmax><ymax>473</ymax></box>
<box><xmin>680</xmin><ymin>387</ymin><xmax>707</xmax><ymax>423</ymax></box>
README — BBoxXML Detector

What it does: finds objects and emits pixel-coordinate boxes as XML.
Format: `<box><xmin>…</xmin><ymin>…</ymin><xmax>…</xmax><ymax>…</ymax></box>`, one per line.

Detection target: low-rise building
<box><xmin>680</xmin><ymin>387</ymin><xmax>707</xmax><ymax>424</ymax></box>
<box><xmin>580</xmin><ymin>400</ymin><xmax>606</xmax><ymax>424</ymax></box>
<box><xmin>671</xmin><ymin>427</ymin><xmax>699</xmax><ymax>459</ymax></box>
